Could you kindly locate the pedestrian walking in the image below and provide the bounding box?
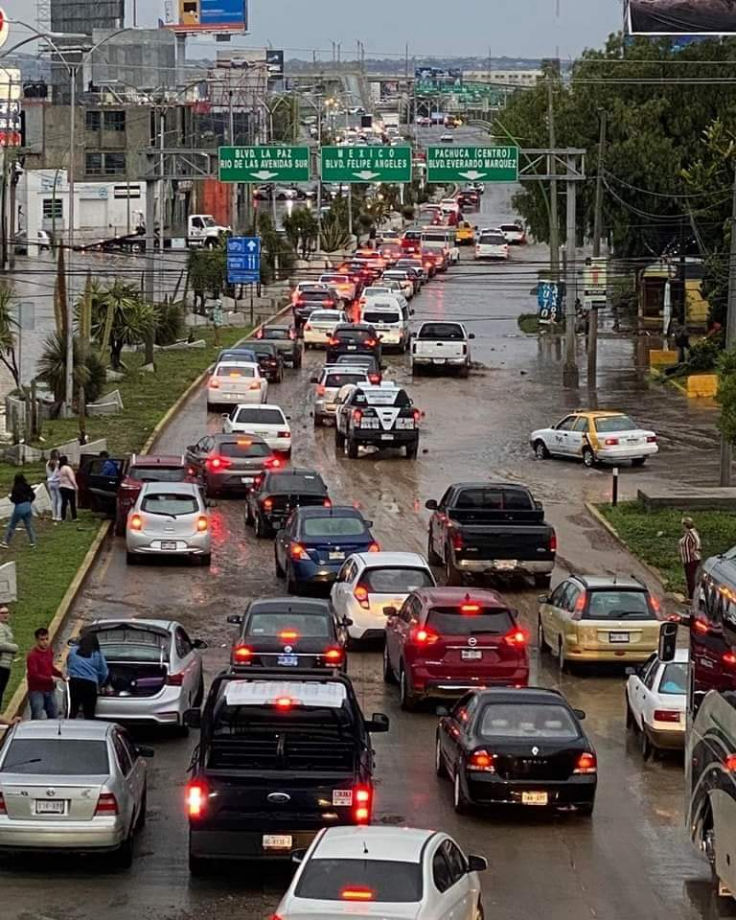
[1,473,36,548]
[67,631,108,720]
[58,455,78,522]
[46,449,62,522]
[674,323,691,364]
[0,605,18,710]
[679,516,702,601]
[27,628,64,720]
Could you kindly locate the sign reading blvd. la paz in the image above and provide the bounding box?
[320,145,412,183]
[426,146,519,183]
[218,146,310,183]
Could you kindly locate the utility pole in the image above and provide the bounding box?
[563,154,579,388]
[589,108,606,388]
[64,62,78,417]
[547,73,559,280]
[719,165,736,485]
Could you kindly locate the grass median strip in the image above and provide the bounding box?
[598,501,736,594]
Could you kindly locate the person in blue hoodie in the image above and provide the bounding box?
[68,631,108,719]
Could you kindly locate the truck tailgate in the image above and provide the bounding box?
[456,523,553,560]
[413,341,465,358]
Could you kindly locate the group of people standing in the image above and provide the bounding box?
[0,451,78,548]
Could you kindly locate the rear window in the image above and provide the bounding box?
[455,489,532,510]
[325,372,367,387]
[422,233,448,243]
[235,408,285,425]
[249,345,277,356]
[219,351,256,362]
[267,473,325,493]
[353,388,411,408]
[248,613,331,638]
[295,859,422,903]
[263,329,289,340]
[93,627,168,661]
[336,329,372,342]
[219,441,271,458]
[427,606,514,635]
[363,310,400,325]
[335,355,375,367]
[418,323,465,340]
[141,493,198,516]
[478,703,579,741]
[363,567,433,593]
[594,415,636,433]
[479,233,505,245]
[659,662,687,695]
[216,365,255,378]
[500,224,521,232]
[301,516,367,538]
[584,590,654,621]
[1,739,110,775]
[404,231,422,240]
[302,291,334,302]
[129,466,186,483]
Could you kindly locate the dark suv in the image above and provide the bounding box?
[246,341,284,383]
[245,468,330,537]
[185,671,389,874]
[254,325,302,368]
[326,324,382,364]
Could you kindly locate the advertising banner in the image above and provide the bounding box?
[0,67,21,148]
[173,0,247,33]
[625,0,736,35]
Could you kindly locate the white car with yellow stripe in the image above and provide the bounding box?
[530,410,658,468]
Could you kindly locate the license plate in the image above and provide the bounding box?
[347,344,357,350]
[495,560,517,571]
[522,792,548,806]
[432,358,446,364]
[263,834,292,850]
[277,654,299,666]
[241,476,254,484]
[160,541,177,551]
[329,551,345,560]
[35,800,65,815]
[332,789,353,806]
[609,632,630,644]
[380,433,393,441]
[461,649,482,660]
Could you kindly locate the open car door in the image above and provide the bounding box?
[77,453,126,515]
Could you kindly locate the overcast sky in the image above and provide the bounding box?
[5,0,623,60]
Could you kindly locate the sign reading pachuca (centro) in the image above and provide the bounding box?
[218,146,310,183]
[426,145,519,183]
[320,145,412,183]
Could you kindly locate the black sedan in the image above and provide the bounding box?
[227,597,348,670]
[326,324,382,365]
[245,468,330,538]
[247,341,285,383]
[435,687,596,816]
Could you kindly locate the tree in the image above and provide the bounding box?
[717,347,736,444]
[188,245,227,313]
[37,332,106,407]
[0,285,19,388]
[86,281,157,370]
[282,207,319,258]
[257,213,296,283]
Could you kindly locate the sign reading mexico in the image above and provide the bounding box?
[625,0,736,34]
[172,0,248,32]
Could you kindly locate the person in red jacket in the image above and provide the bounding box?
[27,628,64,720]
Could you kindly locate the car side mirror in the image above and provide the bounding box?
[625,666,638,676]
[383,606,397,617]
[183,709,201,729]
[342,617,354,627]
[425,499,438,510]
[221,413,229,419]
[192,639,208,650]
[658,621,678,662]
[227,614,243,625]
[366,713,389,733]
[436,705,449,717]
[673,611,691,627]
[292,849,307,865]
[573,709,586,720]
[135,745,155,758]
[538,594,550,604]
[186,445,195,452]
[364,520,374,528]
[410,309,415,315]
[469,333,476,339]
[467,854,488,873]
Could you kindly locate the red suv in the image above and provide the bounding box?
[383,588,529,711]
[115,454,198,534]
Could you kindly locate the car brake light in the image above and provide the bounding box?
[354,584,370,609]
[249,382,262,390]
[503,628,528,647]
[364,339,376,347]
[95,792,119,815]
[186,780,208,818]
[460,603,481,614]
[208,377,220,388]
[341,888,374,901]
[262,498,274,511]
[604,437,619,446]
[166,672,184,686]
[328,337,339,346]
[353,784,372,823]
[129,513,143,531]
[648,595,662,617]
[368,373,380,384]
[323,498,332,508]
[571,590,587,621]
[255,328,264,339]
[574,752,597,774]
[265,458,281,469]
[274,696,295,710]
[653,709,680,723]
[549,530,557,553]
[451,529,463,551]
[410,626,439,646]
[325,299,335,307]
[0,793,5,815]
[724,652,736,667]
[725,754,736,771]
[304,324,312,332]
[316,384,326,396]
[324,647,344,664]
[413,408,421,424]
[276,430,291,439]
[279,630,299,640]
[290,542,309,560]
[352,408,363,424]
[368,542,380,552]
[206,455,232,471]
[647,435,657,443]
[196,516,208,532]
[467,749,496,773]
[233,644,253,662]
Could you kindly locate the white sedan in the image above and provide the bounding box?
[207,361,267,408]
[625,647,687,758]
[274,825,487,920]
[222,403,292,455]
[530,411,658,467]
[331,552,435,642]
[303,309,349,347]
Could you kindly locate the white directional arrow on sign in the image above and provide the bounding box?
[246,240,257,251]
[251,170,279,180]
[353,170,380,181]
[458,170,486,181]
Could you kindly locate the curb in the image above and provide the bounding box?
[584,501,668,589]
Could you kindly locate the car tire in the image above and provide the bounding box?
[188,850,207,877]
[632,457,647,467]
[399,665,418,711]
[114,516,125,537]
[474,901,485,920]
[558,639,568,673]
[640,727,653,760]
[405,442,418,459]
[115,824,135,869]
[582,447,597,468]
[287,571,300,595]
[577,802,595,818]
[245,502,254,527]
[126,552,137,566]
[135,789,147,830]
[458,363,470,379]
[383,643,396,684]
[199,553,211,567]
[314,414,323,428]
[427,533,442,566]
[347,438,359,459]
[194,676,205,707]
[335,429,346,449]
[533,439,550,460]
[435,733,448,778]
[453,770,470,815]
[534,573,552,589]
[538,616,549,653]
[445,552,461,586]
[255,514,269,539]
[626,696,635,730]
[275,546,285,578]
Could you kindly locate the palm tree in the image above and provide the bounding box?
[0,285,19,388]
[88,281,156,369]
[37,332,106,406]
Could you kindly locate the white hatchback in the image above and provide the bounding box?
[303,309,349,347]
[126,482,211,566]
[331,552,435,641]
[207,361,267,408]
[475,228,509,261]
[222,403,292,455]
[274,825,487,920]
[626,647,688,757]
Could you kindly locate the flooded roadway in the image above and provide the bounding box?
[2,180,726,920]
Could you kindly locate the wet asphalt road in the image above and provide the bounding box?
[2,175,729,920]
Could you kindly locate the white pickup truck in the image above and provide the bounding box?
[420,227,460,265]
[188,214,230,248]
[410,320,474,378]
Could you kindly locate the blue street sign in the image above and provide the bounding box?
[227,236,260,284]
[537,281,561,324]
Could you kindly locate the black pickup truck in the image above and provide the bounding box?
[245,468,330,537]
[184,670,388,875]
[425,481,556,588]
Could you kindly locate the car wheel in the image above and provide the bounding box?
[474,901,485,920]
[435,733,448,778]
[632,457,647,467]
[245,502,254,527]
[125,552,137,566]
[194,675,205,707]
[558,639,568,673]
[626,695,635,730]
[577,802,595,817]
[445,552,461,586]
[453,770,470,815]
[199,553,211,567]
[405,442,418,459]
[640,727,653,760]
[534,573,552,589]
[188,850,207,876]
[582,447,596,468]
[335,429,346,449]
[115,823,135,869]
[314,414,323,428]
[254,514,268,539]
[287,570,300,595]
[347,438,359,459]
[533,439,550,460]
[458,363,470,379]
[427,533,442,566]
[399,665,418,711]
[383,642,396,684]
[114,516,125,537]
[275,545,285,578]
[135,789,147,830]
[538,616,549,653]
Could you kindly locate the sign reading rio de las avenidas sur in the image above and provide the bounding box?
[218,146,310,183]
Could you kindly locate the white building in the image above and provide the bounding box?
[463,69,543,87]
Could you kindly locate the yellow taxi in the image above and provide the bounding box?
[530,409,658,468]
[538,575,663,668]
[455,221,475,245]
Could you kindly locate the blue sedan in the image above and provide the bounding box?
[274,506,379,595]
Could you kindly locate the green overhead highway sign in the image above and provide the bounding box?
[218,146,310,183]
[426,145,519,183]
[320,145,412,183]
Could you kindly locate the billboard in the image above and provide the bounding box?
[0,67,21,148]
[625,0,736,35]
[171,0,247,33]
[266,50,284,78]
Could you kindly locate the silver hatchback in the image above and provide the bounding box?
[125,482,211,566]
[0,720,151,867]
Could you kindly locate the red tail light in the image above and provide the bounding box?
[352,409,363,424]
[233,644,253,662]
[460,603,481,614]
[324,647,344,664]
[164,669,185,686]
[549,530,557,553]
[368,373,381,384]
[290,542,309,560]
[364,339,376,347]
[279,630,299,641]
[693,617,709,634]
[604,437,619,446]
[304,324,312,332]
[208,376,220,388]
[412,409,421,424]
[324,299,335,307]
[573,752,597,774]
[186,780,208,818]
[129,513,143,531]
[354,584,370,609]
[648,595,662,617]
[328,337,339,346]
[264,458,281,469]
[646,435,657,443]
[289,329,296,340]
[367,542,380,552]
[467,749,496,772]
[196,516,208,532]
[451,529,463,551]
[410,626,439,646]
[262,498,274,511]
[653,709,681,723]
[206,455,232,471]
[275,696,295,710]
[95,792,119,815]
[0,793,5,815]
[255,328,264,339]
[724,754,736,771]
[503,627,528,648]
[724,652,736,667]
[571,590,587,621]
[323,498,332,508]
[353,784,372,823]
[316,384,326,396]
[276,430,290,439]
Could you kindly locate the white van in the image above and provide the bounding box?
[359,300,410,351]
[420,228,459,264]
[475,228,510,261]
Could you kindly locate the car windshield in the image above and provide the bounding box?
[235,408,284,425]
[584,590,654,620]
[141,493,198,516]
[325,372,367,388]
[478,703,580,740]
[216,365,255,378]
[219,440,272,458]
[363,567,434,593]
[418,323,464,340]
[295,858,423,902]
[1,739,110,775]
[263,329,290,340]
[479,233,505,245]
[427,607,514,635]
[301,516,367,538]
[267,473,325,493]
[248,613,331,638]
[659,662,687,695]
[594,415,637,433]
[363,311,400,325]
[129,466,186,483]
